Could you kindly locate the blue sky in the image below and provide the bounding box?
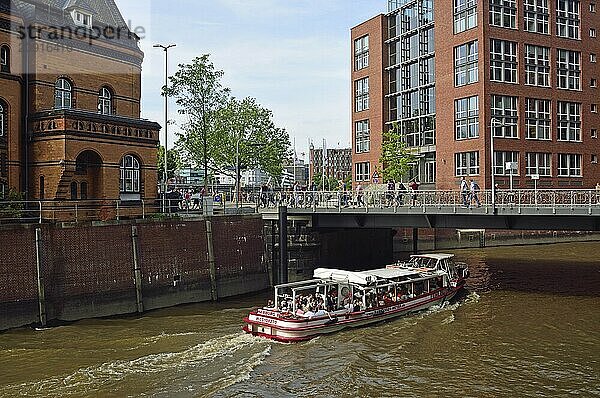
[114,0,384,159]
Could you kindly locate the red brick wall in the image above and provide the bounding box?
[351,14,386,187]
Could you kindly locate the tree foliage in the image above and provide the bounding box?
[379,122,417,182]
[164,54,290,187]
[157,146,182,180]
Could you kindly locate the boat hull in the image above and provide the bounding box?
[243,283,464,343]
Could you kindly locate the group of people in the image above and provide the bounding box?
[460,177,482,208]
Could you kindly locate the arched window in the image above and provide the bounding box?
[0,101,6,137]
[70,181,78,200]
[55,78,72,109]
[120,155,140,193]
[80,182,88,200]
[0,46,9,73]
[98,87,112,115]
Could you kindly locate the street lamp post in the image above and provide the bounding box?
[154,43,176,213]
[490,117,501,213]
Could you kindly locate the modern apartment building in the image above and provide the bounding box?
[352,0,600,190]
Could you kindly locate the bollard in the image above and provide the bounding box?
[35,228,47,326]
[205,218,218,301]
[131,226,144,313]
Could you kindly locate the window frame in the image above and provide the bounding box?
[558,153,582,177]
[55,78,73,109]
[355,120,370,154]
[454,0,478,33]
[493,151,519,176]
[556,0,580,39]
[355,77,369,112]
[120,154,141,193]
[0,45,9,73]
[557,49,581,90]
[490,39,518,84]
[454,40,479,87]
[455,151,480,176]
[0,101,6,138]
[524,0,549,34]
[524,44,550,87]
[355,162,371,182]
[526,152,552,176]
[455,95,479,140]
[354,35,369,71]
[557,101,581,142]
[490,0,517,29]
[525,98,551,140]
[491,95,519,138]
[98,87,112,115]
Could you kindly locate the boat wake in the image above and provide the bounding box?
[5,332,271,398]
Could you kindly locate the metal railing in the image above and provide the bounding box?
[255,189,600,213]
[1,189,599,224]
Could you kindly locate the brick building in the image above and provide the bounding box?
[351,0,600,190]
[0,0,160,201]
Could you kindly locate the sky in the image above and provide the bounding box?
[114,0,385,161]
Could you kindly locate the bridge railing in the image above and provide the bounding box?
[256,189,600,212]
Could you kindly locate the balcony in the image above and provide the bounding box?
[31,109,160,143]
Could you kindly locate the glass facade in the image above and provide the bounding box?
[387,0,436,183]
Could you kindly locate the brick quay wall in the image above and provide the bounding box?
[0,215,269,331]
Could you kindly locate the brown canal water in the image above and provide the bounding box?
[1,242,599,398]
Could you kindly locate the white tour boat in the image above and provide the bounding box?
[243,253,469,342]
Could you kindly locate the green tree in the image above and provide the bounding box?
[312,173,340,191]
[157,146,182,180]
[165,55,230,191]
[212,97,290,180]
[379,122,417,182]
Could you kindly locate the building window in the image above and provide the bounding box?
[455,151,480,176]
[73,10,92,27]
[80,182,88,200]
[493,151,519,175]
[593,104,598,113]
[525,45,550,87]
[70,182,78,200]
[526,153,552,176]
[557,101,581,141]
[355,77,369,112]
[592,78,598,88]
[557,49,581,90]
[490,39,518,83]
[454,0,477,33]
[592,154,598,164]
[558,153,582,177]
[454,40,478,86]
[524,0,549,34]
[490,0,517,29]
[355,120,370,153]
[557,0,580,39]
[120,155,140,193]
[591,2,597,12]
[0,101,6,137]
[525,98,551,140]
[0,180,6,199]
[354,35,369,71]
[0,46,9,73]
[455,96,479,140]
[491,95,519,138]
[355,162,370,182]
[55,78,73,109]
[424,160,436,184]
[592,53,597,63]
[39,176,45,200]
[592,129,598,138]
[591,28,598,37]
[98,87,112,115]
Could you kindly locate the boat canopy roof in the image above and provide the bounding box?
[410,253,454,261]
[313,267,423,286]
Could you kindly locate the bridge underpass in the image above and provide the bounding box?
[262,204,600,285]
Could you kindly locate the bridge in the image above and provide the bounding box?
[261,189,600,231]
